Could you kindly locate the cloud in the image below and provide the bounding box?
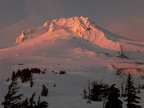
[106,15,144,41]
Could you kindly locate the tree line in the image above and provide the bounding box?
[2,69,48,108]
[83,74,142,108]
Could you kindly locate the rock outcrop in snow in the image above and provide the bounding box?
[16,31,25,43]
[16,16,144,53]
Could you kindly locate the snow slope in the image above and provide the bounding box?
[0,16,144,108]
[15,16,144,59]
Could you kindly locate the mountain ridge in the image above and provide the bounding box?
[15,16,144,58]
[16,16,129,43]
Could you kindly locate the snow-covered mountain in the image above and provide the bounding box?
[1,16,144,108]
[15,16,144,59]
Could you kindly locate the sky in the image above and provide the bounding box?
[0,0,144,47]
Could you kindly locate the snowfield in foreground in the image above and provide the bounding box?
[0,16,144,108]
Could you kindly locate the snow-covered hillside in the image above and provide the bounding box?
[0,16,144,108]
[15,16,144,59]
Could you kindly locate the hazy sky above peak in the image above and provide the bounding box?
[0,0,144,46]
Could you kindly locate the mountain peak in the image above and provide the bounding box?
[15,16,144,53]
[16,31,25,43]
[45,16,94,32]
[16,16,95,43]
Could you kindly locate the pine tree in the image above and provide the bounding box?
[82,88,87,99]
[125,74,141,108]
[37,96,48,108]
[105,84,123,108]
[137,83,141,94]
[12,71,16,80]
[30,80,33,87]
[29,93,36,107]
[21,94,48,108]
[89,81,109,101]
[2,79,23,108]
[21,98,29,108]
[41,85,48,96]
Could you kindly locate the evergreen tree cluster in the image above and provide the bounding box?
[83,74,142,108]
[2,79,23,108]
[41,85,49,96]
[105,84,122,108]
[124,74,141,108]
[12,68,45,82]
[88,81,109,101]
[21,93,48,108]
[59,70,66,74]
[2,71,48,108]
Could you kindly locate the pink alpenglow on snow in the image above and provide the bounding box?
[0,16,144,108]
[16,16,144,53]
